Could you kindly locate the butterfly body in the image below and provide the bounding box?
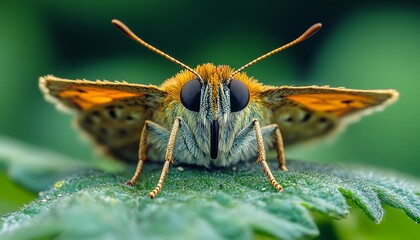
[40,20,399,198]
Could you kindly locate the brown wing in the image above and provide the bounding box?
[260,86,399,145]
[39,75,167,162]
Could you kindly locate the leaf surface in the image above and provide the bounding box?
[1,157,419,240]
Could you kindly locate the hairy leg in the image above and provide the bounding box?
[253,119,283,192]
[148,117,181,198]
[126,120,152,186]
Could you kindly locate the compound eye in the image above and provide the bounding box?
[229,79,249,112]
[180,78,202,112]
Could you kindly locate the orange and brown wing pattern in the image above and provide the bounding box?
[39,75,167,162]
[260,86,398,145]
[39,75,166,112]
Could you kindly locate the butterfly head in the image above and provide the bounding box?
[178,64,255,122]
[161,64,268,122]
[161,64,264,159]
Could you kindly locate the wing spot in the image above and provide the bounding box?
[125,113,141,124]
[301,112,311,122]
[342,100,353,104]
[104,105,123,119]
[99,127,108,135]
[108,109,117,119]
[76,89,87,93]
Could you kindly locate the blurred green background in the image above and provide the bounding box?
[1,0,419,238]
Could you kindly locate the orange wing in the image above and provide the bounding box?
[260,86,399,145]
[39,75,167,162]
[40,75,166,111]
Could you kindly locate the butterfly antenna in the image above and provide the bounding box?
[112,19,203,82]
[228,23,322,82]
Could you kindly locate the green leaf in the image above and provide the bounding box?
[333,204,420,240]
[0,137,124,192]
[1,159,419,240]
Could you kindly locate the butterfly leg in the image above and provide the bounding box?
[272,124,288,171]
[148,117,181,198]
[253,119,283,192]
[126,120,152,186]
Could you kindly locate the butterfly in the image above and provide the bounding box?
[40,20,399,198]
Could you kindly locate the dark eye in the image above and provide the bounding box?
[180,78,202,112]
[229,79,249,112]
